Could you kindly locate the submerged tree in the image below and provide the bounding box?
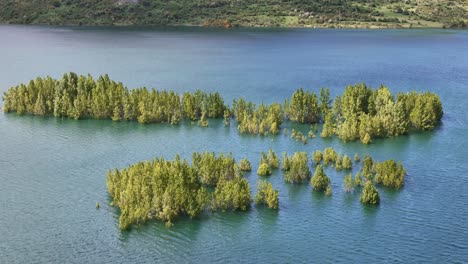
[255,180,279,209]
[239,158,252,171]
[284,152,311,184]
[374,160,406,188]
[360,181,380,205]
[310,165,331,192]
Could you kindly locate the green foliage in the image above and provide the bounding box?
[257,163,272,176]
[239,158,252,171]
[374,160,406,188]
[335,154,343,171]
[212,176,251,211]
[223,109,231,126]
[319,87,331,117]
[3,75,444,144]
[255,180,279,209]
[409,92,444,130]
[312,150,323,165]
[0,0,464,28]
[310,165,331,192]
[354,172,363,187]
[360,181,380,205]
[281,152,291,171]
[344,173,354,192]
[361,155,374,181]
[3,73,226,125]
[284,152,311,184]
[234,99,283,136]
[198,111,209,127]
[354,153,360,162]
[325,184,333,196]
[320,111,335,138]
[323,147,337,166]
[107,155,209,230]
[192,152,238,186]
[286,88,319,123]
[107,152,252,230]
[342,155,353,170]
[267,149,280,169]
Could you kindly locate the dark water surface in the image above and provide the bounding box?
[0,25,467,263]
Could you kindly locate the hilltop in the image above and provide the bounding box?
[0,0,466,28]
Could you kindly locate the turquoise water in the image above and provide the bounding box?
[0,26,467,263]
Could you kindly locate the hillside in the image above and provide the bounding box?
[0,0,466,28]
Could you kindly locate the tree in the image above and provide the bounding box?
[361,155,374,181]
[310,165,331,192]
[198,111,209,127]
[312,150,323,165]
[239,159,252,171]
[319,87,331,118]
[323,147,337,166]
[284,152,311,184]
[342,155,352,170]
[354,172,363,187]
[354,153,360,162]
[360,181,380,205]
[281,152,291,171]
[255,180,279,209]
[344,173,354,192]
[374,160,406,188]
[257,163,272,176]
[267,149,280,169]
[213,176,251,211]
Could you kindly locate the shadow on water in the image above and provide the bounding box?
[255,206,279,233]
[343,189,359,207]
[285,182,310,202]
[361,203,380,219]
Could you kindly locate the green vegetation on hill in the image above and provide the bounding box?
[0,0,466,28]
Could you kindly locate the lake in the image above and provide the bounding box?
[0,25,467,263]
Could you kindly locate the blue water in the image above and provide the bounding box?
[0,25,467,263]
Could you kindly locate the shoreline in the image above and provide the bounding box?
[0,22,464,30]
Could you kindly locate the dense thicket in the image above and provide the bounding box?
[106,152,250,230]
[255,180,279,209]
[324,84,443,143]
[233,98,283,135]
[3,73,226,124]
[374,160,406,189]
[3,75,443,144]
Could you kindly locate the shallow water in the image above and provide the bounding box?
[0,25,467,263]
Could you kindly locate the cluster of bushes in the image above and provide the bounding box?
[282,152,311,184]
[233,98,283,135]
[257,149,279,176]
[2,73,227,125]
[322,84,443,144]
[255,180,279,209]
[107,152,256,230]
[312,147,353,171]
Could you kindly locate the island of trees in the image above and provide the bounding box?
[3,73,443,145]
[106,147,406,229]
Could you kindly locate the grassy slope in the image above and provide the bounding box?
[0,0,466,28]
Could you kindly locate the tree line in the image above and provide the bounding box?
[3,73,443,143]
